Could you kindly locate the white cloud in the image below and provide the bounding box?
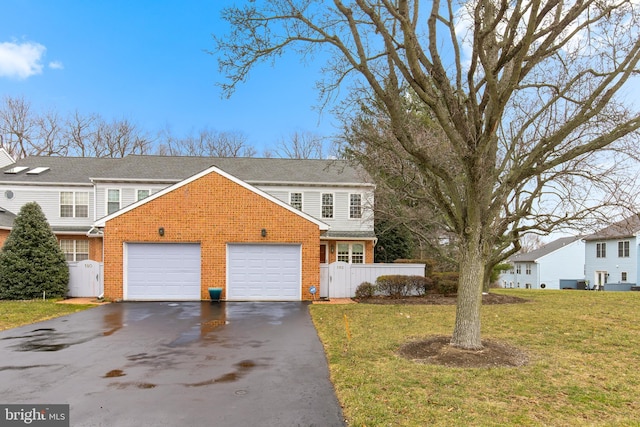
[49,60,64,70]
[0,41,46,79]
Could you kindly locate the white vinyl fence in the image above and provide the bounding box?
[320,261,426,298]
[67,260,103,297]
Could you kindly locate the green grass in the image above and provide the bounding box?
[0,300,95,331]
[310,290,640,426]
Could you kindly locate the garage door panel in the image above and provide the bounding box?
[126,243,201,301]
[227,244,301,301]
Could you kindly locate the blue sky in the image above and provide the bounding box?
[0,0,338,154]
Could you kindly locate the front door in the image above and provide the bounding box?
[595,271,607,290]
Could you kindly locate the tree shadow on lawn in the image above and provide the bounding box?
[358,293,530,368]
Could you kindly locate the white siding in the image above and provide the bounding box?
[94,183,171,218]
[256,184,374,233]
[0,184,95,228]
[585,237,637,287]
[499,239,585,290]
[538,239,585,289]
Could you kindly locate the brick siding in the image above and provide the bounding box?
[102,169,320,301]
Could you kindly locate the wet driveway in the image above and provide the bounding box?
[0,302,345,426]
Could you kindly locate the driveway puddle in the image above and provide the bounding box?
[185,359,259,387]
[2,328,99,352]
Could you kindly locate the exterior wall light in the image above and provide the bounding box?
[159,227,165,236]
[261,228,267,238]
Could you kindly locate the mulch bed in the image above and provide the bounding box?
[355,292,531,368]
[355,292,529,305]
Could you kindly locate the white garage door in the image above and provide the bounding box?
[126,243,201,301]
[227,244,301,301]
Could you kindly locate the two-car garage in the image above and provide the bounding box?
[98,165,325,302]
[125,243,302,301]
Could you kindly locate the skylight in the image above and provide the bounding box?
[26,167,50,175]
[4,166,28,174]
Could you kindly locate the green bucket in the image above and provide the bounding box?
[208,287,223,302]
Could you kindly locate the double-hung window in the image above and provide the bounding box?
[290,192,302,211]
[525,264,532,275]
[337,242,364,264]
[60,239,89,262]
[321,193,333,219]
[349,194,362,219]
[107,189,120,215]
[618,241,629,258]
[60,192,89,218]
[596,242,606,258]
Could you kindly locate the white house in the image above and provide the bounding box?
[499,236,585,290]
[583,214,640,291]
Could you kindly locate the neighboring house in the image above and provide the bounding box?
[0,155,376,301]
[583,214,640,291]
[499,236,585,290]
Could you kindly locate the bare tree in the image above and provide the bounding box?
[65,111,99,157]
[275,131,325,158]
[517,234,545,254]
[216,0,640,349]
[34,109,65,156]
[156,128,255,157]
[0,96,36,158]
[95,118,152,158]
[65,114,152,158]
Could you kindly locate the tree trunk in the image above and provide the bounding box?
[450,239,485,350]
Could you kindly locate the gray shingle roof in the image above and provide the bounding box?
[510,236,582,262]
[0,155,373,186]
[583,214,640,241]
[323,230,377,240]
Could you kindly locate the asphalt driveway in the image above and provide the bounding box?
[0,302,345,426]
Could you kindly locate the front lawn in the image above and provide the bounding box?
[310,289,640,426]
[0,300,95,331]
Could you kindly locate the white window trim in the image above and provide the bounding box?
[618,240,630,258]
[106,188,122,215]
[321,192,335,219]
[60,239,89,262]
[60,191,90,218]
[349,193,363,219]
[596,242,606,258]
[136,188,152,201]
[336,241,365,264]
[289,192,303,211]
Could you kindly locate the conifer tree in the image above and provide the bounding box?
[0,202,69,299]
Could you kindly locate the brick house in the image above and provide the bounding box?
[0,155,376,301]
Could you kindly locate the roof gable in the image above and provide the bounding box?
[510,236,582,262]
[94,165,329,230]
[583,214,640,241]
